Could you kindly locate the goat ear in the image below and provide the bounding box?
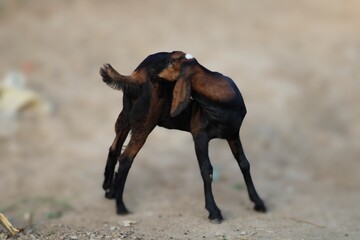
[170,76,191,117]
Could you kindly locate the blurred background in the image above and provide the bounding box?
[0,0,359,239]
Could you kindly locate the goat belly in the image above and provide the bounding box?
[200,102,242,129]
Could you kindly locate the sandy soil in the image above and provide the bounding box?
[1,1,360,239]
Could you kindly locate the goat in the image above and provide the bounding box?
[100,51,266,222]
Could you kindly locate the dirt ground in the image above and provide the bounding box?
[1,1,360,239]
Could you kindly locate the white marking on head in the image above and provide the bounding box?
[185,53,194,59]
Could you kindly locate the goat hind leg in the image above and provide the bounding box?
[103,132,128,199]
[227,136,266,212]
[113,133,148,214]
[103,112,130,198]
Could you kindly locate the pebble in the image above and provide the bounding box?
[122,220,136,227]
[216,232,225,239]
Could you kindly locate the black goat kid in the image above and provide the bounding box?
[100,51,266,222]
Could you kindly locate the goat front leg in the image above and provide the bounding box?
[227,136,266,212]
[113,132,149,214]
[103,111,130,199]
[193,133,223,223]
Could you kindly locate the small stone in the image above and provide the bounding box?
[110,226,117,231]
[70,236,78,240]
[240,231,246,235]
[122,220,136,227]
[216,232,225,238]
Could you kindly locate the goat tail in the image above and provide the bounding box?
[99,64,131,90]
[100,64,143,96]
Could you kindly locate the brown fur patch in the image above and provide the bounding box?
[158,67,179,81]
[160,52,237,103]
[130,69,148,84]
[171,51,185,59]
[158,51,187,81]
[191,71,237,103]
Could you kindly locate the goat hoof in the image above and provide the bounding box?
[102,181,111,191]
[210,218,223,224]
[208,212,223,223]
[254,203,267,213]
[117,205,130,215]
[105,190,115,199]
